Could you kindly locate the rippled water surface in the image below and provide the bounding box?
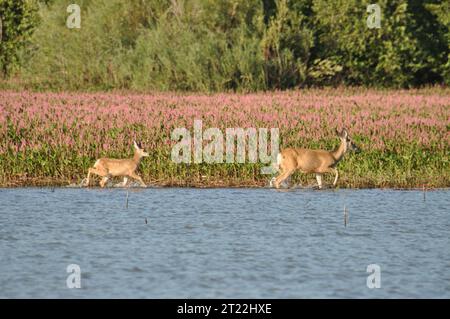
[0,188,449,298]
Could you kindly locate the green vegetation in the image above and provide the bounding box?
[0,0,39,77]
[0,89,448,188]
[0,0,449,91]
[0,1,448,188]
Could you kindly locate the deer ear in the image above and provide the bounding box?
[133,141,138,149]
[336,128,345,138]
[342,129,348,139]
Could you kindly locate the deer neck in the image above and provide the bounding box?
[133,152,142,165]
[331,139,347,164]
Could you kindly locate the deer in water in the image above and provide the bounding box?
[272,128,360,189]
[83,141,149,187]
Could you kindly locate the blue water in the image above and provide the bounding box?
[0,188,449,298]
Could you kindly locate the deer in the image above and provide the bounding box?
[272,128,360,189]
[83,141,149,187]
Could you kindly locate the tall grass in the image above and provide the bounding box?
[11,0,448,92]
[21,0,267,92]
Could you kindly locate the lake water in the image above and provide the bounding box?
[0,187,449,298]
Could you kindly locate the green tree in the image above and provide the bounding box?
[9,0,450,90]
[424,1,450,84]
[310,0,448,87]
[23,0,161,90]
[0,0,39,77]
[25,0,267,91]
[261,0,313,89]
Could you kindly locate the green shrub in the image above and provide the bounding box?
[5,0,449,90]
[0,0,39,78]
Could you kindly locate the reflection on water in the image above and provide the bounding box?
[0,188,449,298]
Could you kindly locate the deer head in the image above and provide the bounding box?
[133,141,149,157]
[336,128,360,153]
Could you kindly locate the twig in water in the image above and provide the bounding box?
[125,191,129,209]
[423,184,426,202]
[344,205,348,227]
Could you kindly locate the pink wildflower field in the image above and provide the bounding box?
[0,88,448,187]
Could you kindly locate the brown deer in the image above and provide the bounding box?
[83,141,149,187]
[272,128,360,189]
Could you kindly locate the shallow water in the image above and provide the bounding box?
[0,187,449,298]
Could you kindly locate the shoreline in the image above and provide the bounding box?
[2,186,449,191]
[1,178,448,190]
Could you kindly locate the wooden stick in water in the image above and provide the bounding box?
[344,205,348,227]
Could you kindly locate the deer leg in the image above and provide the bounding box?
[85,167,106,186]
[129,172,146,187]
[274,169,294,189]
[84,168,96,186]
[99,176,110,188]
[84,169,92,186]
[273,170,285,189]
[322,167,338,187]
[120,177,128,187]
[332,168,339,186]
[284,175,292,188]
[316,174,323,189]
